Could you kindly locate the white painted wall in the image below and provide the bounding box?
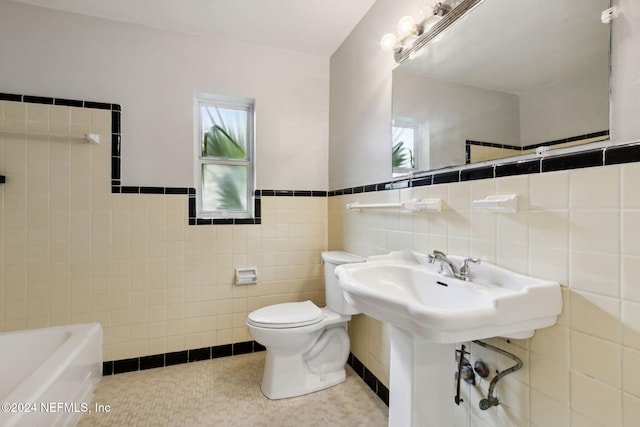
[519,67,609,146]
[0,0,329,190]
[330,0,640,190]
[329,0,414,190]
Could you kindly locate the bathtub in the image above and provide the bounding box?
[0,323,102,427]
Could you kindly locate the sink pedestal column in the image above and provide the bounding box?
[389,326,455,427]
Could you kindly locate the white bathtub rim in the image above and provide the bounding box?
[2,323,102,402]
[0,323,103,427]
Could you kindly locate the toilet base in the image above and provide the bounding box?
[258,324,351,400]
[261,354,347,400]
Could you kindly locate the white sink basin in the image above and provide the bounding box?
[336,251,562,343]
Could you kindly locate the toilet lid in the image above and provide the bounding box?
[247,301,323,329]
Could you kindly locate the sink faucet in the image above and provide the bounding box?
[428,250,480,281]
[428,250,459,278]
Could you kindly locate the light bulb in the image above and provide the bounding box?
[397,16,417,38]
[380,33,399,52]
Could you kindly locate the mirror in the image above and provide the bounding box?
[392,0,610,175]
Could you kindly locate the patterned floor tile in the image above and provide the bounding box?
[78,352,388,426]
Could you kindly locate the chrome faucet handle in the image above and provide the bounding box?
[459,257,481,280]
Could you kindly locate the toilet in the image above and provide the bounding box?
[246,251,364,399]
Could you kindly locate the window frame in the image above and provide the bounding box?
[194,93,255,219]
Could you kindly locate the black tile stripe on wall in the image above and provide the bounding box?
[605,142,640,165]
[329,141,640,196]
[347,353,389,407]
[103,341,266,375]
[521,130,609,151]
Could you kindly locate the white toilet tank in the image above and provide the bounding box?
[321,251,365,315]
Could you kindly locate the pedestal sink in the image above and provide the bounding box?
[335,251,562,427]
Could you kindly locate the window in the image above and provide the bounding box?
[195,94,255,218]
[392,120,419,176]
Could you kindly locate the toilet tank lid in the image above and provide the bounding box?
[321,251,365,265]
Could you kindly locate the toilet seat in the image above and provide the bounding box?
[247,301,323,329]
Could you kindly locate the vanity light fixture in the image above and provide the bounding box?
[380,1,451,54]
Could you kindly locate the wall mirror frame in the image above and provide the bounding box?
[391,0,612,177]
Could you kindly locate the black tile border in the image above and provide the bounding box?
[522,130,609,151]
[0,93,22,102]
[495,159,541,177]
[0,92,120,110]
[460,166,494,182]
[23,95,54,105]
[411,176,432,187]
[541,149,604,172]
[433,170,460,185]
[347,353,389,406]
[329,141,640,196]
[466,140,521,150]
[605,142,640,165]
[102,340,266,376]
[253,190,327,197]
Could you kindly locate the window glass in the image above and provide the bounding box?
[196,95,254,218]
[392,121,419,175]
[201,164,248,211]
[201,105,248,159]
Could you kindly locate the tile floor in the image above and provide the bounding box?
[78,352,389,426]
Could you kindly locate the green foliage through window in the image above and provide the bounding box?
[392,140,414,168]
[392,124,416,171]
[202,106,247,159]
